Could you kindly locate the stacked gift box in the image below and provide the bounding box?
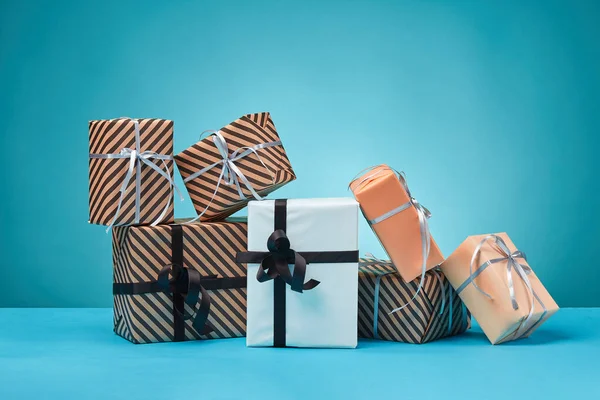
[89,113,558,347]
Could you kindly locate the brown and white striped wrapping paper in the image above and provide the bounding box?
[174,112,296,222]
[88,118,175,227]
[112,219,247,344]
[358,258,471,344]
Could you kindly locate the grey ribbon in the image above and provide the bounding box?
[431,268,451,334]
[89,117,182,232]
[520,291,548,338]
[455,234,545,340]
[373,275,383,339]
[431,268,470,335]
[184,130,282,223]
[363,254,395,339]
[350,166,432,314]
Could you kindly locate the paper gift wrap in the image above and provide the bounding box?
[175,112,296,222]
[238,198,359,348]
[358,258,470,343]
[89,117,176,227]
[440,233,559,344]
[112,219,247,344]
[350,165,444,282]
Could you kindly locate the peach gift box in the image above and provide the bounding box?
[349,165,444,282]
[440,233,559,344]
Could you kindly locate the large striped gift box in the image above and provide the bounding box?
[175,112,296,222]
[358,258,470,344]
[112,219,247,344]
[88,118,175,227]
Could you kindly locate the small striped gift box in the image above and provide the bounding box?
[88,118,175,228]
[174,112,296,222]
[112,218,248,344]
[358,257,470,344]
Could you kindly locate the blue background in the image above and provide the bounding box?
[1,0,598,307]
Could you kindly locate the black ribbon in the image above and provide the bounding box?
[113,224,246,342]
[163,262,213,339]
[235,199,359,347]
[255,229,320,293]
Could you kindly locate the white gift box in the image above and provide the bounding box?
[241,198,359,348]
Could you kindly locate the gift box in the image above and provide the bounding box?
[350,165,444,282]
[236,198,359,348]
[358,257,470,343]
[440,233,559,344]
[175,112,296,222]
[112,219,248,344]
[89,117,176,228]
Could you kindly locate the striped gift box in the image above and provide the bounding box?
[174,112,296,222]
[358,258,470,344]
[112,219,247,344]
[88,118,175,227]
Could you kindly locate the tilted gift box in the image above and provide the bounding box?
[237,198,359,348]
[89,117,176,228]
[350,165,444,282]
[358,257,470,343]
[440,233,559,344]
[112,219,247,344]
[175,112,296,222]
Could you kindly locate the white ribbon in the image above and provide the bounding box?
[184,130,281,223]
[89,118,183,232]
[350,166,432,314]
[456,234,539,340]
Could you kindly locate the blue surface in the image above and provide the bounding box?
[2,0,600,308]
[0,308,598,399]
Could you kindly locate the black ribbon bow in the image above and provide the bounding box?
[257,229,320,293]
[156,263,213,336]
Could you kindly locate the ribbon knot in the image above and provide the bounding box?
[157,263,212,336]
[267,229,294,259]
[410,197,431,219]
[473,235,532,312]
[256,230,320,293]
[120,148,136,158]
